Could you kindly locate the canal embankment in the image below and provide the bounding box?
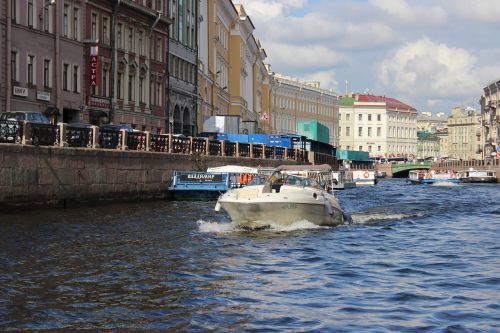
[0,144,298,208]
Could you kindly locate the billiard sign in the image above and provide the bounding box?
[89,46,99,87]
[179,173,223,182]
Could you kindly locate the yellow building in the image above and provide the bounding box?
[198,1,269,133]
[269,73,339,145]
[447,107,483,160]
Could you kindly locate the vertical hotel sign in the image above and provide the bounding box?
[90,46,99,87]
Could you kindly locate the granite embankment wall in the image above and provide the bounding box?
[0,144,296,207]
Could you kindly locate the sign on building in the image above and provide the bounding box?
[90,46,99,87]
[13,86,28,97]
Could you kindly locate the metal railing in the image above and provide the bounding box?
[0,120,311,163]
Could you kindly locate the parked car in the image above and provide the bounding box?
[0,111,50,124]
[100,123,135,132]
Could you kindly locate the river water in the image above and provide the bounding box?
[0,179,499,332]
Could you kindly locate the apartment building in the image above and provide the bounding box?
[85,0,170,132]
[168,0,198,135]
[338,94,418,158]
[480,79,500,159]
[447,107,482,160]
[416,131,439,159]
[270,74,339,145]
[198,0,269,133]
[2,0,85,124]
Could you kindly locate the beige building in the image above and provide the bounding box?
[435,128,449,158]
[339,94,418,158]
[417,112,447,132]
[480,79,500,159]
[198,1,269,133]
[269,74,339,144]
[447,107,482,160]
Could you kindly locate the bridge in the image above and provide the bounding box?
[376,162,432,177]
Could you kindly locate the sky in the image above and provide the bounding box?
[236,0,500,114]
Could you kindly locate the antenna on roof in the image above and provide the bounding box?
[344,80,349,96]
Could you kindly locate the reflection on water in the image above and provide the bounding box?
[0,180,499,332]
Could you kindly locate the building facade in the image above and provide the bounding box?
[85,0,170,132]
[168,0,198,135]
[270,74,339,145]
[3,0,86,124]
[480,79,500,159]
[416,131,440,159]
[447,107,482,160]
[338,94,418,158]
[417,112,447,132]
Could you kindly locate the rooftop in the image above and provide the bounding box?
[355,94,416,111]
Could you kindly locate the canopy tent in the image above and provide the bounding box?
[207,165,259,174]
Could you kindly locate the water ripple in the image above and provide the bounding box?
[0,179,499,332]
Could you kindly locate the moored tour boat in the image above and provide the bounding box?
[457,169,497,183]
[352,170,377,186]
[215,171,351,229]
[167,165,259,200]
[407,170,461,184]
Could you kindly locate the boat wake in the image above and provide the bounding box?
[350,212,422,225]
[197,219,327,233]
[431,182,461,186]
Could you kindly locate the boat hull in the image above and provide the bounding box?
[460,177,497,183]
[217,188,349,227]
[408,178,461,184]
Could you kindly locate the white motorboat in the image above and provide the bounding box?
[215,172,351,228]
[456,169,497,183]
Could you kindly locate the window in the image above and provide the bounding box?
[138,31,143,55]
[73,65,79,92]
[377,146,381,152]
[117,24,123,49]
[117,73,123,99]
[102,69,108,97]
[346,113,350,121]
[103,17,109,44]
[368,145,372,152]
[63,5,69,36]
[358,114,362,121]
[358,145,363,151]
[346,127,350,136]
[91,13,98,40]
[128,75,134,101]
[44,60,51,88]
[28,0,34,27]
[43,2,50,32]
[27,55,35,85]
[62,63,69,90]
[358,127,362,137]
[156,37,162,60]
[149,80,153,105]
[139,78,144,103]
[346,146,350,150]
[128,27,134,51]
[11,51,17,81]
[338,113,341,120]
[368,127,372,137]
[377,127,381,136]
[377,114,381,121]
[156,82,161,105]
[368,114,372,121]
[11,0,17,23]
[338,126,341,136]
[73,8,79,40]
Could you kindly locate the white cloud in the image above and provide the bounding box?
[266,42,347,71]
[237,0,308,21]
[444,0,500,23]
[377,38,500,102]
[300,70,339,91]
[369,0,447,25]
